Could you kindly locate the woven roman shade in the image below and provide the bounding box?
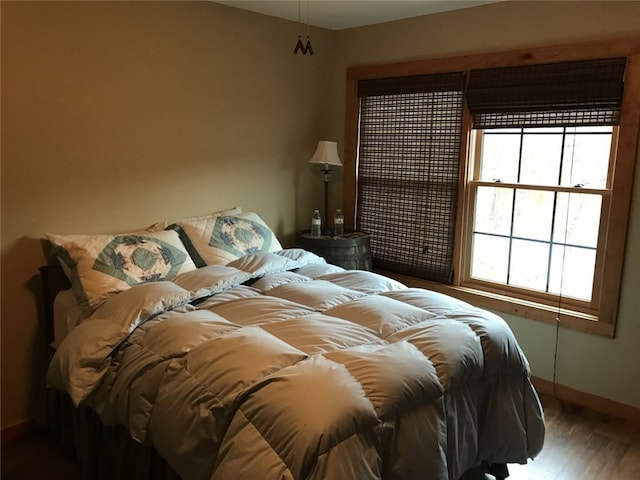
[466,57,627,128]
[357,73,465,283]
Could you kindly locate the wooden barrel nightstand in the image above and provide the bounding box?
[296,231,372,271]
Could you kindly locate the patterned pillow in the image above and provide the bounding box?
[170,211,283,267]
[147,206,243,232]
[46,230,197,312]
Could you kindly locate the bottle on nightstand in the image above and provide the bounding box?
[311,209,322,236]
[334,209,344,236]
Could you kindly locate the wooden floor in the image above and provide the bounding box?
[1,394,639,479]
[507,395,640,480]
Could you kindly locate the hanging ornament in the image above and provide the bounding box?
[294,1,313,55]
[293,35,305,54]
[305,35,314,56]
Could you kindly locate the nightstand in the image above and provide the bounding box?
[296,231,372,271]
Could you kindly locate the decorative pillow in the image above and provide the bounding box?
[147,206,243,232]
[170,211,283,267]
[46,230,197,312]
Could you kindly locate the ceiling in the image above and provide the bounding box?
[214,0,499,31]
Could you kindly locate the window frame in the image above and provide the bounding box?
[461,127,616,315]
[344,39,640,337]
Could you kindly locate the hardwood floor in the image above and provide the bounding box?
[508,395,640,480]
[1,427,74,479]
[1,394,638,479]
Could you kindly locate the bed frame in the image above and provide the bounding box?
[39,265,70,344]
[40,265,180,480]
[39,265,509,480]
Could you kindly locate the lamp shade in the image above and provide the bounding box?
[308,141,342,166]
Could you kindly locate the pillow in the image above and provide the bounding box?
[46,229,197,312]
[170,211,283,267]
[147,206,242,232]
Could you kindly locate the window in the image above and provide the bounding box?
[464,126,615,313]
[344,41,640,336]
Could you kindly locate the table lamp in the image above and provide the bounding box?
[308,141,342,235]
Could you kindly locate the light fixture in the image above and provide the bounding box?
[308,140,342,234]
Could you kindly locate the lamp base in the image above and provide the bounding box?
[321,226,334,236]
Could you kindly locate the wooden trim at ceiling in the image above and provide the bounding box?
[345,37,640,80]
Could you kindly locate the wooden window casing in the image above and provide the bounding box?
[344,39,640,337]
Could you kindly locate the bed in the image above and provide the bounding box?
[42,208,545,480]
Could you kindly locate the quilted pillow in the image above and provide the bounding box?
[147,206,242,232]
[170,211,283,267]
[46,230,197,312]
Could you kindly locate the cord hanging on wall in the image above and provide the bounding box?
[552,127,579,401]
[293,0,313,55]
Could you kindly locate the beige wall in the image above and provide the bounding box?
[2,0,639,429]
[0,0,337,428]
[333,0,640,409]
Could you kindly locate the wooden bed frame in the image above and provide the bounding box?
[39,264,181,480]
[39,265,70,344]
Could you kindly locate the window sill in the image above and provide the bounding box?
[377,270,615,338]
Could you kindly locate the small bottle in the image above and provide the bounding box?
[311,209,321,236]
[334,209,344,236]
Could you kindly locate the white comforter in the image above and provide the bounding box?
[48,249,545,480]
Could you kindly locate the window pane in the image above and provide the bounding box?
[513,189,553,241]
[470,233,509,283]
[489,128,521,133]
[479,133,520,182]
[573,126,613,133]
[509,239,549,291]
[560,131,612,188]
[520,133,563,185]
[549,245,595,300]
[474,186,513,235]
[523,127,564,133]
[553,193,602,248]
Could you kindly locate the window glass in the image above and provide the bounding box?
[523,127,564,133]
[560,131,611,188]
[479,133,520,182]
[474,186,513,236]
[512,189,554,241]
[470,234,509,283]
[549,245,596,300]
[509,239,549,291]
[573,126,613,133]
[520,133,563,185]
[553,193,602,248]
